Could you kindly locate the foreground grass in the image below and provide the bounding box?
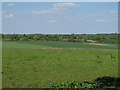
[2,47,118,88]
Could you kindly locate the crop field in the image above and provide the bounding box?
[2,41,118,88]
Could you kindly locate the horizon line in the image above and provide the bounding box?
[1,32,119,35]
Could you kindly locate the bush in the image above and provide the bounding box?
[49,76,120,88]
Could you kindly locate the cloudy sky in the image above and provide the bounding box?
[2,2,118,34]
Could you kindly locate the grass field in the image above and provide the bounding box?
[2,41,118,49]
[2,41,118,88]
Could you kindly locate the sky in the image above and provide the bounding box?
[2,2,118,34]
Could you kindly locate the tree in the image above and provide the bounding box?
[84,39,87,43]
[71,34,77,39]
[33,35,39,41]
[7,34,14,41]
[20,36,28,41]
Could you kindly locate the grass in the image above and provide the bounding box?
[2,41,118,50]
[2,41,48,49]
[2,41,118,88]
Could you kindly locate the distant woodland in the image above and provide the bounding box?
[1,33,119,44]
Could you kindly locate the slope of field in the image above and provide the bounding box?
[2,41,118,50]
[2,41,48,49]
[2,41,118,88]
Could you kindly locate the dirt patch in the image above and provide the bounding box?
[47,47,64,49]
[88,43,112,46]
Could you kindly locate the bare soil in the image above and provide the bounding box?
[88,43,112,46]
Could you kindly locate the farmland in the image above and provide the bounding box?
[2,1,119,88]
[2,41,118,88]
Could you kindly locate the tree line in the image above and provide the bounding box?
[0,33,119,44]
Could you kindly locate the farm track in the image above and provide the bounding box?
[87,43,113,46]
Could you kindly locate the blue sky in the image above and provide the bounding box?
[2,2,118,34]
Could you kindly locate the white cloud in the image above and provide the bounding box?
[96,19,105,22]
[32,7,64,15]
[110,10,118,14]
[53,3,79,7]
[48,20,56,23]
[106,10,118,14]
[32,3,79,15]
[5,14,14,18]
[109,10,117,14]
[8,3,16,6]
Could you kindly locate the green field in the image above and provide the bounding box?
[2,41,118,88]
[2,41,118,49]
